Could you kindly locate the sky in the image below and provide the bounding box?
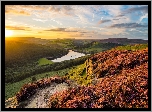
[5,5,148,40]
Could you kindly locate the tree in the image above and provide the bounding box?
[31,77,36,82]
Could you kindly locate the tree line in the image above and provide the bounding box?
[5,40,68,68]
[5,55,91,83]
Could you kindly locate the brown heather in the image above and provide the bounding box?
[7,47,148,108]
[47,48,148,108]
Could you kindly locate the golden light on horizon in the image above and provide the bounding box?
[5,29,13,37]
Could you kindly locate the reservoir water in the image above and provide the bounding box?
[51,50,87,62]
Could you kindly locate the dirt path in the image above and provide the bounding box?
[20,82,69,108]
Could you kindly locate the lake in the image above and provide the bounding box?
[51,50,88,62]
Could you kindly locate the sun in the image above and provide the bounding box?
[5,29,13,37]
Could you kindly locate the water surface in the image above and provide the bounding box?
[51,50,86,62]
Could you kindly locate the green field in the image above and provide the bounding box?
[38,58,53,66]
[84,47,103,53]
[73,42,123,54]
[114,43,148,51]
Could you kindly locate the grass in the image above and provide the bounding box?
[85,47,103,53]
[114,44,148,51]
[5,67,71,100]
[66,63,92,86]
[5,63,86,100]
[38,58,53,66]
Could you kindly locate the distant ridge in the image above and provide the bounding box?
[6,37,49,45]
[99,38,148,45]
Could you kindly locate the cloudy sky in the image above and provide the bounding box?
[5,5,148,40]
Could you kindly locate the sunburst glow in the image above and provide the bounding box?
[5,29,13,37]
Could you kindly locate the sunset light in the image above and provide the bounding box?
[4,3,149,109]
[5,29,13,37]
[5,5,148,40]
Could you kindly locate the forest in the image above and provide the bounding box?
[5,38,123,84]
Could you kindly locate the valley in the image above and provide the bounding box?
[4,4,149,109]
[5,37,148,108]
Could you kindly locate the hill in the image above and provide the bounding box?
[5,37,49,45]
[99,38,148,45]
[5,39,68,68]
[48,45,148,108]
[5,44,148,108]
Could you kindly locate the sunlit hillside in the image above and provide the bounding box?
[3,4,149,110]
[5,44,148,108]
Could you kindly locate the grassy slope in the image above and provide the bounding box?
[66,64,89,86]
[77,42,123,54]
[114,43,148,51]
[5,60,90,100]
[5,67,71,100]
[38,58,53,66]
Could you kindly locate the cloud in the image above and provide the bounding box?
[62,5,73,15]
[4,5,148,40]
[129,28,144,33]
[68,31,92,37]
[76,14,90,24]
[48,5,61,12]
[44,28,66,31]
[43,27,91,38]
[138,13,148,23]
[98,19,111,24]
[115,14,125,17]
[44,27,81,33]
[117,6,148,17]
[32,18,48,23]
[106,5,122,16]
[5,10,30,16]
[48,5,73,16]
[32,5,47,10]
[64,30,78,32]
[112,18,120,20]
[99,27,126,36]
[125,6,148,13]
[5,26,31,31]
[5,5,48,17]
[80,31,87,33]
[110,23,147,28]
[6,5,46,11]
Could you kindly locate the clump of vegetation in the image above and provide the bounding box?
[113,43,148,51]
[66,63,93,86]
[16,76,68,102]
[5,96,18,108]
[47,45,148,108]
[31,77,36,82]
[90,46,148,79]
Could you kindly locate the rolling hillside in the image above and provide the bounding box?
[5,44,148,108]
[99,38,148,45]
[5,39,68,68]
[48,44,148,108]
